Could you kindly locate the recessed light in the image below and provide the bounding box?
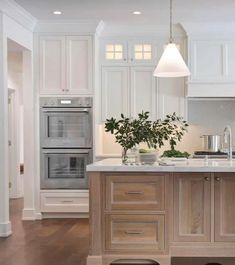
[53,11,62,15]
[133,11,141,15]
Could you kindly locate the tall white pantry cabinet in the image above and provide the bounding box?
[36,34,93,216]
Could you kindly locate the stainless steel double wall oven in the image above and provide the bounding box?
[40,97,93,189]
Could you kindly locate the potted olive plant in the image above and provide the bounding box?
[105,111,189,163]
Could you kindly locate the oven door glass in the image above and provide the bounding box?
[41,108,92,148]
[41,149,92,189]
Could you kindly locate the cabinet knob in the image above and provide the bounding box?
[204,177,210,181]
[123,58,127,61]
[215,177,220,181]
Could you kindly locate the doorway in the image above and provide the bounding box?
[7,39,27,227]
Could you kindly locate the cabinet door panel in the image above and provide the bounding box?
[40,36,65,94]
[190,41,223,81]
[101,67,129,121]
[173,173,211,242]
[215,173,235,242]
[66,36,92,94]
[130,66,156,119]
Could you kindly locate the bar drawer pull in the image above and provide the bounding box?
[125,191,144,195]
[125,230,144,235]
[61,200,74,203]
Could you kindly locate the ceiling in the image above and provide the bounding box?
[15,0,235,25]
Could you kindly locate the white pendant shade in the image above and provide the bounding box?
[154,43,190,77]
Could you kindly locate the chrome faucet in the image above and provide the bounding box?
[223,125,233,161]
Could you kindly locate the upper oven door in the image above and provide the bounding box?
[41,107,92,148]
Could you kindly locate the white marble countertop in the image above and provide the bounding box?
[87,158,235,172]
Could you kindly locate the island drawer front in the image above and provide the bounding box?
[105,174,165,211]
[40,191,89,213]
[105,214,165,252]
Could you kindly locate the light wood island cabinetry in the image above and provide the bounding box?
[87,161,235,265]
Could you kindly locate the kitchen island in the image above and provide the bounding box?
[86,159,235,265]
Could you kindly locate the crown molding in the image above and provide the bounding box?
[35,19,101,34]
[98,22,186,38]
[181,22,235,38]
[0,0,37,32]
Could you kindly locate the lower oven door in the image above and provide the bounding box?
[41,149,92,189]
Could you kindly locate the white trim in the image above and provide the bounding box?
[22,208,36,220]
[182,22,235,38]
[0,221,12,237]
[35,19,100,34]
[0,0,37,32]
[41,213,89,219]
[99,23,186,38]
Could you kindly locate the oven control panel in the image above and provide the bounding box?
[40,97,92,107]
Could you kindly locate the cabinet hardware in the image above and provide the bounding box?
[130,58,133,61]
[61,200,74,203]
[125,191,144,195]
[125,230,144,235]
[123,58,127,61]
[215,177,220,181]
[204,177,210,181]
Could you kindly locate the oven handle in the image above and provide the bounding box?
[42,149,91,154]
[42,108,90,113]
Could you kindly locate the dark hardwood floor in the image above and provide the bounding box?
[0,199,89,265]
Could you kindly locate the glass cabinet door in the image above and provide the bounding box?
[102,41,128,64]
[128,42,156,64]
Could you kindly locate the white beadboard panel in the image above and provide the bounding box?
[101,66,129,121]
[130,66,156,119]
[39,36,66,94]
[66,36,93,94]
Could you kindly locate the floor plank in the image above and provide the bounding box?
[0,199,89,265]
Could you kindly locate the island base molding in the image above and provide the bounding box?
[87,255,171,265]
[171,245,235,257]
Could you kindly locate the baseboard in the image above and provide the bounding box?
[35,212,43,220]
[86,255,103,265]
[0,221,12,237]
[22,208,36,220]
[41,213,89,219]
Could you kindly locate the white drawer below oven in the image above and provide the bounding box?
[40,190,89,213]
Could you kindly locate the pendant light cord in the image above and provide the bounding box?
[169,0,173,43]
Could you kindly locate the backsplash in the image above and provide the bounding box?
[95,99,235,157]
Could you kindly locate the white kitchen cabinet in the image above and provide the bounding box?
[130,66,156,119]
[39,36,66,95]
[157,77,186,119]
[39,35,93,95]
[101,66,129,121]
[66,36,93,95]
[101,66,157,121]
[40,190,89,213]
[188,39,235,97]
[101,40,155,65]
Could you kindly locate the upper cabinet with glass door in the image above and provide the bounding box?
[101,41,128,64]
[101,40,156,65]
[128,42,156,65]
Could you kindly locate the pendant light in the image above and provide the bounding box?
[153,0,190,77]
